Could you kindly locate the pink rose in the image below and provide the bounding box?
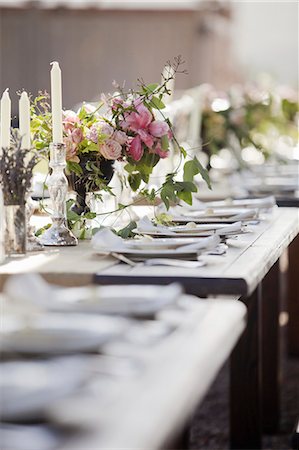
[87,125,99,143]
[99,121,114,138]
[113,130,128,145]
[64,136,80,163]
[99,139,122,160]
[71,127,84,144]
[63,111,80,132]
[127,135,143,161]
[149,120,169,138]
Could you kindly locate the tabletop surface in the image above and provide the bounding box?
[60,297,246,450]
[94,207,299,296]
[1,207,298,296]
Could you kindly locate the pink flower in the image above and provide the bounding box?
[99,121,114,138]
[63,111,80,132]
[125,102,152,132]
[149,120,169,138]
[71,127,84,144]
[99,139,122,160]
[111,97,126,112]
[137,129,154,148]
[150,143,169,159]
[127,135,143,161]
[87,125,99,143]
[83,103,96,114]
[113,130,128,145]
[64,136,80,163]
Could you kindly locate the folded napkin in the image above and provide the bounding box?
[197,195,276,210]
[3,273,183,317]
[230,209,258,221]
[136,217,177,236]
[91,227,127,252]
[215,221,242,235]
[175,234,220,252]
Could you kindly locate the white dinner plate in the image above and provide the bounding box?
[1,314,128,355]
[0,357,89,421]
[49,284,183,318]
[122,237,202,250]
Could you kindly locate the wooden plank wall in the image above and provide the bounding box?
[0,6,237,116]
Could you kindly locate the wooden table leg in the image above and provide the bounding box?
[261,261,280,433]
[287,234,299,356]
[230,286,262,449]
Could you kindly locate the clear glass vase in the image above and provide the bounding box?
[4,204,27,256]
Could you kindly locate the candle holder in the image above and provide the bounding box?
[26,193,44,252]
[39,143,78,246]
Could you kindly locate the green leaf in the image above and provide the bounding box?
[183,157,211,189]
[83,212,97,220]
[174,181,197,193]
[67,161,83,176]
[117,221,137,239]
[148,96,166,110]
[143,83,159,94]
[160,182,177,210]
[78,106,87,120]
[124,163,137,174]
[180,146,187,158]
[178,190,192,205]
[128,172,142,191]
[161,134,169,151]
[35,223,51,237]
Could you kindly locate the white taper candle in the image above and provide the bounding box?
[19,91,31,150]
[0,89,11,153]
[50,61,63,144]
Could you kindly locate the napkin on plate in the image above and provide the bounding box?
[91,227,126,251]
[136,216,177,236]
[3,273,183,317]
[214,221,243,235]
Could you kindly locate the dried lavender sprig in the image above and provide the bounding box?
[0,130,40,205]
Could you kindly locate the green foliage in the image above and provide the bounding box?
[117,221,137,239]
[183,157,211,190]
[67,161,83,176]
[35,223,51,237]
[148,96,166,110]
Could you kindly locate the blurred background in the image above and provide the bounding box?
[0,0,298,118]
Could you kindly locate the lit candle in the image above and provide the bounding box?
[0,89,11,153]
[19,91,31,149]
[50,61,63,143]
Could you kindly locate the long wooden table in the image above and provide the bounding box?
[93,207,299,449]
[275,195,299,357]
[60,298,246,450]
[0,207,298,449]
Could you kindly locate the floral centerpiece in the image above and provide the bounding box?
[31,58,210,233]
[200,82,298,170]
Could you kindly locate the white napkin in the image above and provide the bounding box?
[230,209,258,221]
[91,227,126,252]
[215,221,242,235]
[176,234,220,252]
[136,217,177,236]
